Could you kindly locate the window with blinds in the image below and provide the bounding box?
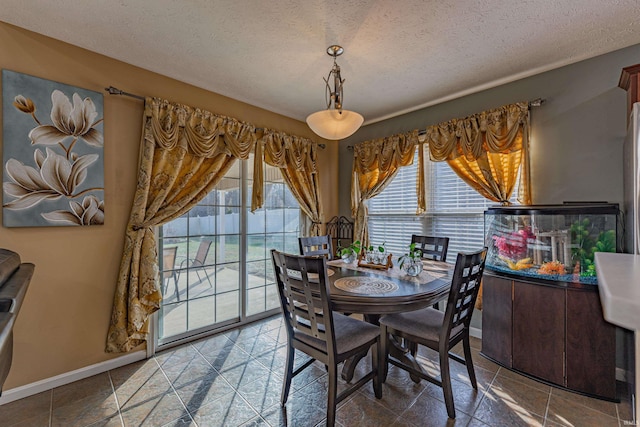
[368,150,517,262]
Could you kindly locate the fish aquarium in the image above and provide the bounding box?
[484,204,620,286]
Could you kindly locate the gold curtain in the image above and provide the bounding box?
[106,98,257,353]
[351,131,419,247]
[423,101,532,310]
[260,131,323,236]
[423,101,531,205]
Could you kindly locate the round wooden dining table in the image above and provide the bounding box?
[325,258,454,381]
[326,258,453,314]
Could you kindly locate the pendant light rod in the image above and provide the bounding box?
[306,45,364,141]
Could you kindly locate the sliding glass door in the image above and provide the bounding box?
[246,160,301,316]
[157,156,299,347]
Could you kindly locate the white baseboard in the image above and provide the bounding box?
[0,350,146,406]
[617,367,631,382]
[470,326,482,340]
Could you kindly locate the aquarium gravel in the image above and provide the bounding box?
[488,264,599,285]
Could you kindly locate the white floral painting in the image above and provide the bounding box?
[2,70,104,227]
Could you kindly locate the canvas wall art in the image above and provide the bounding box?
[2,70,104,227]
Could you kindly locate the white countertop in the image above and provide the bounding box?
[595,252,640,330]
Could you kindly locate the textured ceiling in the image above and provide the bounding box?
[2,0,640,125]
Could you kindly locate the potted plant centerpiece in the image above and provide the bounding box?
[365,242,387,264]
[398,242,424,276]
[339,240,362,264]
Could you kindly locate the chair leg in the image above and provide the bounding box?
[172,274,180,301]
[281,345,295,406]
[372,339,382,399]
[380,324,389,382]
[195,268,214,288]
[440,346,456,419]
[203,269,213,288]
[327,363,338,427]
[408,340,418,357]
[463,335,478,390]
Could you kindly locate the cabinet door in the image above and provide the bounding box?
[566,289,617,400]
[481,274,512,367]
[513,283,565,385]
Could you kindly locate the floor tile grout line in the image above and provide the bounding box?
[48,388,53,427]
[238,339,322,426]
[542,385,552,426]
[548,385,622,422]
[152,353,198,427]
[189,339,247,394]
[466,365,500,423]
[179,340,270,425]
[107,370,125,427]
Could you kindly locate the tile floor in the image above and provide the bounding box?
[0,315,633,427]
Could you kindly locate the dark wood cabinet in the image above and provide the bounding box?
[481,272,617,401]
[481,275,512,367]
[565,289,617,399]
[513,282,565,386]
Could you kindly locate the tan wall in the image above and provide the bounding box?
[0,22,338,390]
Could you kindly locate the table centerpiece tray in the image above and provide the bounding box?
[357,253,393,270]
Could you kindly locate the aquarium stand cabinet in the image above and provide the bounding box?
[480,204,620,401]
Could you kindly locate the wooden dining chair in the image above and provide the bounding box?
[162,246,179,301]
[298,235,334,260]
[379,248,487,419]
[411,235,450,309]
[411,235,450,262]
[271,249,382,426]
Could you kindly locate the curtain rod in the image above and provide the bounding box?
[414,98,544,136]
[105,86,146,101]
[104,86,326,149]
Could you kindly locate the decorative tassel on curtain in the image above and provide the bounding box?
[106,98,322,353]
[351,131,419,248]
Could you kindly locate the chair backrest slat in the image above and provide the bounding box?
[411,235,450,262]
[443,248,487,337]
[299,235,334,260]
[272,250,335,352]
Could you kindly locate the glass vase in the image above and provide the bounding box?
[341,252,357,264]
[403,258,423,276]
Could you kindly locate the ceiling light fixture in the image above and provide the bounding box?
[306,45,364,141]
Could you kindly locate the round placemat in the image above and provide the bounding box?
[334,276,399,294]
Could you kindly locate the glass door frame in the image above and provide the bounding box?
[154,158,282,352]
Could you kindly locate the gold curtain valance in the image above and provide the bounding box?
[261,131,323,235]
[352,131,418,176]
[145,98,257,159]
[262,131,318,173]
[425,102,529,162]
[421,101,531,206]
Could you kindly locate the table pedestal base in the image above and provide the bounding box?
[341,314,427,383]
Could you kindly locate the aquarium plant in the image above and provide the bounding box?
[570,218,616,277]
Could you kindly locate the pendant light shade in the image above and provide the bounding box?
[306,45,363,141]
[306,109,364,140]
